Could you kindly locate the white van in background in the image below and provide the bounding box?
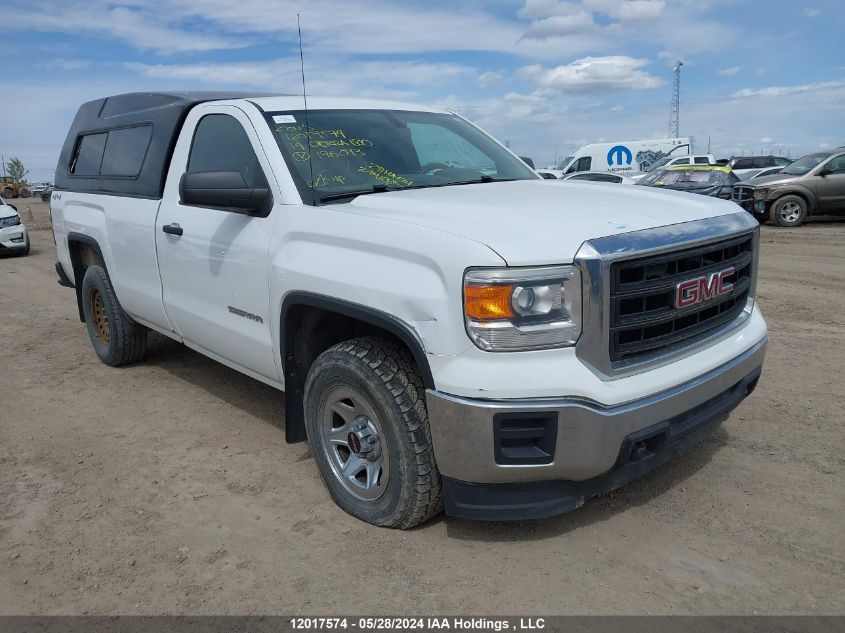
[560,138,692,175]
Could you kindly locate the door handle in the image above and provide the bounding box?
[162,223,183,236]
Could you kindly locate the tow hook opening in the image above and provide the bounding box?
[628,432,667,464]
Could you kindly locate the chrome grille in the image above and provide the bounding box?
[608,234,754,362]
[732,185,755,204]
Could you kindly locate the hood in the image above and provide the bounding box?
[345,180,741,265]
[746,172,800,187]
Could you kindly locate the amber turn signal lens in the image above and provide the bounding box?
[465,284,514,320]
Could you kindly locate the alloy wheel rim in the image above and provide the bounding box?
[319,385,389,501]
[89,288,109,345]
[780,201,801,223]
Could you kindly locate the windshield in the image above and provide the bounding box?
[780,152,829,176]
[558,155,574,170]
[636,169,668,185]
[643,156,673,173]
[264,109,537,204]
[638,169,724,186]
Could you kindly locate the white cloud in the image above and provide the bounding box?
[5,0,529,56]
[731,80,845,99]
[126,58,475,99]
[760,137,774,144]
[804,7,820,17]
[516,0,731,57]
[476,71,506,89]
[717,66,740,76]
[522,11,595,39]
[544,0,668,21]
[518,0,584,19]
[605,0,667,21]
[5,4,248,54]
[521,56,664,92]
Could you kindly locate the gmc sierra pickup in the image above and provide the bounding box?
[52,92,767,528]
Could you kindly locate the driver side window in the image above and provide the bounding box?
[408,123,496,174]
[575,156,592,172]
[824,155,845,174]
[188,114,267,188]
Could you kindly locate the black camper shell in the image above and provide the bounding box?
[55,92,274,199]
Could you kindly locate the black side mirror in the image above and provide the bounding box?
[519,156,536,169]
[179,170,270,215]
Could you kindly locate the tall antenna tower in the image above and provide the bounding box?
[667,60,682,138]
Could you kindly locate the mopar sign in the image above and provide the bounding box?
[607,145,633,167]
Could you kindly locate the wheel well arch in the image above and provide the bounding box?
[280,293,434,444]
[67,232,106,322]
[770,189,815,213]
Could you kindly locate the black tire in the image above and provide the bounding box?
[17,233,30,256]
[81,264,147,366]
[772,195,807,227]
[303,337,442,528]
[3,188,14,198]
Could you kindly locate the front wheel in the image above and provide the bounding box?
[81,265,148,366]
[304,337,442,528]
[772,195,807,227]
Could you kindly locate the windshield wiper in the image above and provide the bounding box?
[316,176,520,203]
[405,176,520,191]
[317,184,400,204]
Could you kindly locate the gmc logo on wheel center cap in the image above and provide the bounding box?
[675,267,735,309]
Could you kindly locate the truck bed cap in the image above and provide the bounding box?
[55,91,279,199]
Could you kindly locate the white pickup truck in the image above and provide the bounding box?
[51,92,767,528]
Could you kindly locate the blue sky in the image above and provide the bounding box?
[2,0,844,180]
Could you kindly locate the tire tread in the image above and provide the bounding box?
[82,265,147,366]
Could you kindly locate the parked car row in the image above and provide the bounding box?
[530,146,844,228]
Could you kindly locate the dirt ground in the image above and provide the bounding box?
[1,200,843,615]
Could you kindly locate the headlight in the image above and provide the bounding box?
[752,189,767,200]
[0,214,21,228]
[463,265,581,351]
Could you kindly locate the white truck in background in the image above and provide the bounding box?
[51,92,766,528]
[560,137,693,175]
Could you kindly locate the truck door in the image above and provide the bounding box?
[816,154,845,212]
[155,105,281,382]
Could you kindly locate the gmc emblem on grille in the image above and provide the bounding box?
[675,267,735,309]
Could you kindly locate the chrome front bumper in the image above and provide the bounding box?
[426,336,767,489]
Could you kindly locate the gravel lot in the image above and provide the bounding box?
[1,201,843,615]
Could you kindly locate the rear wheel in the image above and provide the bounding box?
[772,195,807,227]
[303,337,442,528]
[81,265,147,366]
